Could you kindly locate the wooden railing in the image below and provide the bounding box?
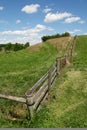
[0,36,77,119]
[25,36,77,118]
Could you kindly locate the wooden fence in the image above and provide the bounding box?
[0,36,77,119]
[25,36,77,118]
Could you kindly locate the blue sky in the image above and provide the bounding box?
[0,0,87,45]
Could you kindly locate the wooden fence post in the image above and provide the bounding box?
[68,49,71,63]
[56,58,61,75]
[69,45,73,63]
[59,57,62,71]
[48,69,52,102]
[25,95,34,119]
[65,54,70,66]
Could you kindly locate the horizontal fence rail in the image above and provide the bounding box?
[25,36,77,118]
[0,94,26,103]
[0,36,77,119]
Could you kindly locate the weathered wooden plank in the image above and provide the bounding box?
[33,80,48,101]
[51,67,57,77]
[48,68,52,90]
[56,58,61,74]
[26,62,56,97]
[0,94,26,103]
[59,57,62,70]
[25,72,48,96]
[33,86,48,110]
[61,57,66,67]
[51,72,57,85]
[48,61,56,73]
[48,68,52,102]
[65,54,70,66]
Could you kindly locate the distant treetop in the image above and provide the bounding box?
[41,32,70,42]
[0,42,30,52]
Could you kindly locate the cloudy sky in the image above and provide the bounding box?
[0,0,87,45]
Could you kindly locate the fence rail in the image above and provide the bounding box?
[0,94,26,103]
[25,36,77,118]
[0,36,77,119]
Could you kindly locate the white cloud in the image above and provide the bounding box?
[0,6,4,11]
[67,29,81,34]
[11,35,41,45]
[35,24,47,31]
[79,20,85,24]
[0,24,53,35]
[65,17,81,23]
[44,12,72,23]
[35,24,54,32]
[43,8,52,13]
[16,20,21,24]
[0,38,6,43]
[0,24,53,45]
[21,4,40,14]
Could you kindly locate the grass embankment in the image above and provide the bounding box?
[0,37,71,97]
[1,36,87,128]
[0,37,71,127]
[0,43,57,97]
[29,35,87,128]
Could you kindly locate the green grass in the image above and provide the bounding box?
[73,35,87,69]
[0,42,58,97]
[0,42,59,127]
[30,69,87,128]
[0,35,87,128]
[0,39,67,127]
[28,35,87,128]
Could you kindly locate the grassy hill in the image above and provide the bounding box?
[0,36,71,127]
[0,37,71,97]
[29,35,87,128]
[0,35,87,128]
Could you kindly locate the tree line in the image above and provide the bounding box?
[0,42,30,52]
[41,32,70,42]
[0,32,70,52]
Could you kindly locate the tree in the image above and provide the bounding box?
[41,32,70,42]
[0,47,2,51]
[5,42,12,51]
[13,43,24,51]
[61,32,70,37]
[41,35,50,42]
[24,42,30,48]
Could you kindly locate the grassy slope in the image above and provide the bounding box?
[73,35,87,69]
[0,37,70,97]
[0,37,70,128]
[0,43,57,96]
[1,36,87,128]
[29,35,87,128]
